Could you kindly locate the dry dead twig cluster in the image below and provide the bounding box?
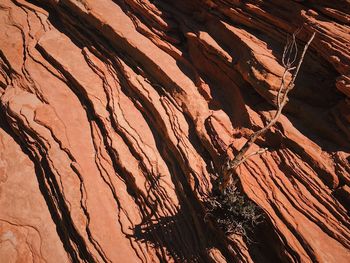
[220,31,316,190]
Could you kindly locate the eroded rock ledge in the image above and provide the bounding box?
[0,0,349,262]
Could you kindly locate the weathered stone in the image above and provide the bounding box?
[0,0,349,262]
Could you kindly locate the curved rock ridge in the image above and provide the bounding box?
[0,0,349,262]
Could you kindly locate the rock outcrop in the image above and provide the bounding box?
[0,0,349,262]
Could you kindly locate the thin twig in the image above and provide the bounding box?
[220,31,316,190]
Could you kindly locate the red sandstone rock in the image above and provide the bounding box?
[0,0,349,262]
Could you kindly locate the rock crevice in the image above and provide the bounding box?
[0,0,349,262]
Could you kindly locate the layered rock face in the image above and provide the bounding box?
[0,0,350,262]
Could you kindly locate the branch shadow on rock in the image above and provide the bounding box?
[128,210,213,262]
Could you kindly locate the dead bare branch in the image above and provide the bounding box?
[220,31,316,190]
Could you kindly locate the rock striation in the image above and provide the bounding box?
[0,0,349,262]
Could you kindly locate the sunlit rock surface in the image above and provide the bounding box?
[0,0,349,262]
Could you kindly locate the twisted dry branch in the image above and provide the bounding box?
[220,31,316,190]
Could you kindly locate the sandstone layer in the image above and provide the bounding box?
[0,0,350,262]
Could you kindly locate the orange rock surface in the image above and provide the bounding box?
[0,0,349,262]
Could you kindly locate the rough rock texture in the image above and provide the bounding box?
[0,0,350,262]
